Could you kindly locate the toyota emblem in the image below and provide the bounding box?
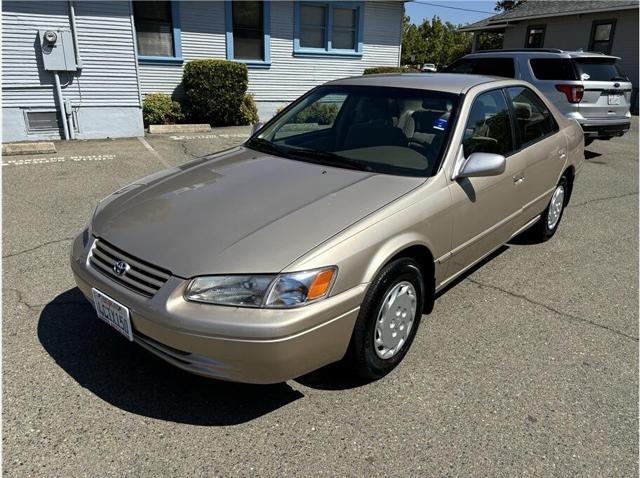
[113,261,130,276]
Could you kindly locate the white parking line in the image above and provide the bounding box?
[169,134,248,140]
[2,154,115,166]
[138,137,171,168]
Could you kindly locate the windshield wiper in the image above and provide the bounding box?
[287,148,373,172]
[245,137,291,157]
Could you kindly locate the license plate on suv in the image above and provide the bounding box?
[608,94,623,105]
[92,288,133,341]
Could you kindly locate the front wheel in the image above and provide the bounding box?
[346,258,425,381]
[528,175,568,242]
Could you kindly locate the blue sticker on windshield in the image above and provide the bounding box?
[434,118,448,130]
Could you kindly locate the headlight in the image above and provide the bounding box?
[184,267,337,308]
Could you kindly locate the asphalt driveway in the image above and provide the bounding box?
[3,121,638,476]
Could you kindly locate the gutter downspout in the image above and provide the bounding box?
[53,72,70,140]
[69,0,83,69]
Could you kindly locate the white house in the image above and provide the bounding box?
[2,0,404,143]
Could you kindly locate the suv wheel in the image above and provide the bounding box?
[346,258,425,381]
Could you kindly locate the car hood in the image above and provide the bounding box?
[93,146,423,277]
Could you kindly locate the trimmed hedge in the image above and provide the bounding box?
[241,94,259,125]
[142,93,184,126]
[182,59,255,126]
[296,102,339,125]
[363,66,415,75]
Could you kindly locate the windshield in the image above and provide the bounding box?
[246,85,459,177]
[574,58,627,82]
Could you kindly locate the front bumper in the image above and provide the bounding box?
[70,234,365,384]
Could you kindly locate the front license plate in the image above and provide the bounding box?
[92,288,133,341]
[608,94,623,105]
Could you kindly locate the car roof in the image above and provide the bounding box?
[327,73,502,94]
[463,49,621,60]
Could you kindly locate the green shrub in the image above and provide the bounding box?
[143,93,184,125]
[182,59,250,126]
[240,94,259,125]
[295,102,339,125]
[363,66,415,75]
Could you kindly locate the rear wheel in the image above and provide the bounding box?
[528,175,568,242]
[346,258,425,381]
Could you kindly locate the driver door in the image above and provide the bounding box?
[444,89,527,282]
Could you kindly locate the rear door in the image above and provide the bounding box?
[572,57,632,119]
[504,86,566,225]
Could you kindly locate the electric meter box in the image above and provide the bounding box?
[39,29,77,71]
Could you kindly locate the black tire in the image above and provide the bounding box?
[346,257,425,381]
[528,174,569,242]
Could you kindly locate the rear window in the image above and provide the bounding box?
[573,58,627,81]
[530,59,577,80]
[444,58,515,78]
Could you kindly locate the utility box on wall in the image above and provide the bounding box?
[38,29,77,71]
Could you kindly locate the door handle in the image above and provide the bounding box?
[558,148,567,159]
[513,173,525,184]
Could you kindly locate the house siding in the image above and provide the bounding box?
[138,0,403,119]
[502,9,639,87]
[2,0,142,142]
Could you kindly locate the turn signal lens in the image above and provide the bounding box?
[307,269,336,300]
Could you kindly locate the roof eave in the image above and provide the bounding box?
[460,4,638,32]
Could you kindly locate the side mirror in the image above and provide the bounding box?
[457,152,506,179]
[251,122,264,135]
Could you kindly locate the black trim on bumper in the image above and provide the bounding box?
[581,122,631,138]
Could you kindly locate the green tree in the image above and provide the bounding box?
[401,15,472,67]
[495,0,526,12]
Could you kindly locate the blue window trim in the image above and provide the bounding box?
[294,1,364,57]
[137,1,183,64]
[225,1,271,68]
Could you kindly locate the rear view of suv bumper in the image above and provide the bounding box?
[580,119,631,139]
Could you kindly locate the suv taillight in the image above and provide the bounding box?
[556,84,584,103]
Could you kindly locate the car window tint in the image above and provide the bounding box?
[445,58,515,78]
[506,86,557,145]
[462,90,513,158]
[573,58,627,81]
[530,59,577,80]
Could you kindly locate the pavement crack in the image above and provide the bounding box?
[466,278,639,342]
[568,191,638,209]
[5,287,86,310]
[2,236,75,259]
[180,142,199,159]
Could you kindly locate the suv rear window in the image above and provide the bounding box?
[530,59,577,80]
[444,58,515,78]
[573,58,627,81]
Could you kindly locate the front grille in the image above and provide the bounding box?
[89,238,171,297]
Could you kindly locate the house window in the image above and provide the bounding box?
[133,1,182,62]
[524,25,545,48]
[225,1,271,66]
[589,20,616,54]
[295,2,363,56]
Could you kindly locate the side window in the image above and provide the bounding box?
[530,59,577,81]
[274,94,347,140]
[462,90,513,158]
[506,87,558,145]
[445,58,515,78]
